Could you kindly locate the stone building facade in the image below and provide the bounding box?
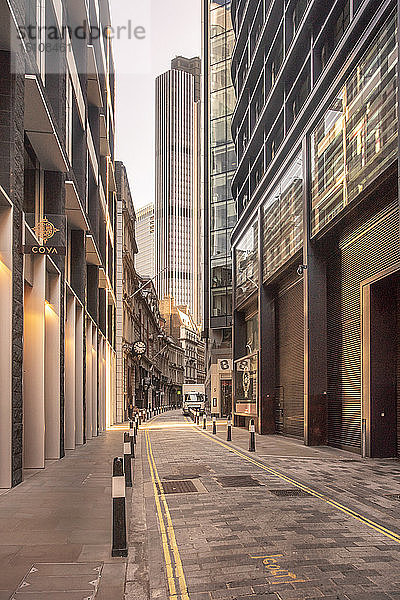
[0,0,117,488]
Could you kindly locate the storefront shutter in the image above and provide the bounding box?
[327,198,399,451]
[277,275,304,438]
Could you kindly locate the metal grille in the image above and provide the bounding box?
[269,489,311,497]
[161,480,198,494]
[216,476,263,487]
[327,196,400,451]
[385,494,400,501]
[276,275,304,439]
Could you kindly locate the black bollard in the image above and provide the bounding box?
[212,415,217,435]
[129,421,135,457]
[203,413,207,430]
[227,414,232,442]
[135,414,139,437]
[112,457,128,557]
[124,432,132,487]
[249,419,256,452]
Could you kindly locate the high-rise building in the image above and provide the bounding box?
[202,0,237,417]
[0,0,117,488]
[135,203,155,278]
[230,0,400,458]
[155,57,202,323]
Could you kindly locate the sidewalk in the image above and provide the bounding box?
[0,429,128,599]
[210,419,400,530]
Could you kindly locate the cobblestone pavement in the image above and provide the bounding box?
[0,429,128,600]
[134,411,400,600]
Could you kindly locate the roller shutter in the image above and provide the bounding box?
[276,275,304,438]
[327,199,400,451]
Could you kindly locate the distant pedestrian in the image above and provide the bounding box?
[127,402,134,421]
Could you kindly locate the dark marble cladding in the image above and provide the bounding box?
[0,45,26,487]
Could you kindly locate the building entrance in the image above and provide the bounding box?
[221,379,232,417]
[363,271,400,458]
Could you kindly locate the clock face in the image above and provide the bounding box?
[133,341,146,355]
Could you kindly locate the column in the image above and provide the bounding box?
[65,293,76,450]
[75,303,84,445]
[44,271,61,460]
[0,205,13,487]
[23,255,46,469]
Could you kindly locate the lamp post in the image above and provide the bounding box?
[128,267,168,300]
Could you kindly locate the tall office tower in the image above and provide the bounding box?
[135,203,155,278]
[230,0,400,458]
[203,0,237,417]
[155,57,202,323]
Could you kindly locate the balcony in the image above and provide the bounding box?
[24,75,68,172]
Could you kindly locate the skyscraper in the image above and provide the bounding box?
[135,203,155,278]
[203,0,237,417]
[155,57,201,322]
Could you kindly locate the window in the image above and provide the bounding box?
[66,75,73,162]
[24,138,44,228]
[311,14,397,235]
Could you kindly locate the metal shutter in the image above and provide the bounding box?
[276,275,304,438]
[327,199,400,451]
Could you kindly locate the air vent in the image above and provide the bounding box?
[269,489,311,497]
[161,480,198,494]
[216,476,263,488]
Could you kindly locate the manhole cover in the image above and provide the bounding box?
[270,489,311,497]
[216,476,263,488]
[161,480,198,494]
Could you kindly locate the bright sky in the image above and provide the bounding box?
[110,0,202,210]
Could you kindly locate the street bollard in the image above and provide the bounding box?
[249,419,256,452]
[212,415,217,435]
[124,432,133,487]
[112,457,128,557]
[203,413,207,430]
[227,414,232,442]
[196,410,199,425]
[135,414,139,437]
[129,421,135,457]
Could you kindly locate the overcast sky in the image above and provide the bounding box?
[110,0,202,210]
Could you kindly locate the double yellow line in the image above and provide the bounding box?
[191,422,400,545]
[145,430,190,600]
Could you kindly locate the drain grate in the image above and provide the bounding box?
[161,480,198,494]
[269,489,311,497]
[216,475,263,488]
[385,494,400,501]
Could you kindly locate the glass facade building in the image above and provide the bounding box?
[230,0,400,456]
[203,0,237,417]
[209,0,237,325]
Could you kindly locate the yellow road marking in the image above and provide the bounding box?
[145,430,190,600]
[188,420,400,545]
[145,432,177,598]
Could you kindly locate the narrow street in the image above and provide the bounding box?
[3,412,400,599]
[134,411,400,600]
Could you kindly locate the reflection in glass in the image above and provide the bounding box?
[311,15,398,235]
[211,62,227,91]
[210,6,226,38]
[234,353,258,416]
[211,201,227,230]
[210,35,226,64]
[211,230,228,258]
[211,89,227,120]
[235,221,258,307]
[212,173,227,203]
[211,118,227,146]
[263,153,303,281]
